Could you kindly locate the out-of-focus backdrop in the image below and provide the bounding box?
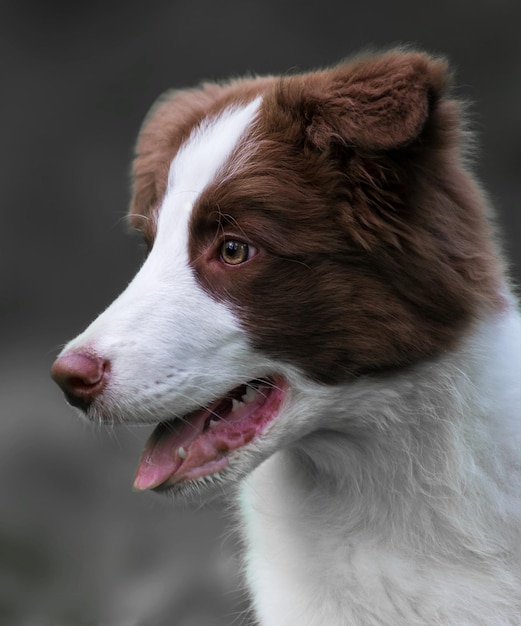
[1,1,520,624]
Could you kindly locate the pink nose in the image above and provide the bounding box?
[51,352,108,411]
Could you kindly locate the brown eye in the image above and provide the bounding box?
[220,240,256,265]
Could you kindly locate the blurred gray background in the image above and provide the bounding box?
[1,1,520,624]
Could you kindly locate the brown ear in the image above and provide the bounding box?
[282,50,450,152]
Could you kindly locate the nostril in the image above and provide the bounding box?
[51,352,108,411]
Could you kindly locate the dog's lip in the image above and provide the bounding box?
[133,377,286,491]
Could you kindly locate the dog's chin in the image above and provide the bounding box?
[132,376,287,497]
[149,458,253,503]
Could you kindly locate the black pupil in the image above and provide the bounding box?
[224,241,247,262]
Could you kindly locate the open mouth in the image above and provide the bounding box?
[133,377,286,491]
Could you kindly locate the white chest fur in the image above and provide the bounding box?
[239,310,521,626]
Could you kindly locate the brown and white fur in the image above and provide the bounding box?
[51,50,521,625]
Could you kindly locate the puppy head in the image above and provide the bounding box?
[52,50,502,497]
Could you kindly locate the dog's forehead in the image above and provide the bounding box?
[157,97,262,233]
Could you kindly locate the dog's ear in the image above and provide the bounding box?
[277,50,449,153]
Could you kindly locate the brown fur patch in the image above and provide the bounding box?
[132,50,504,384]
[128,76,276,246]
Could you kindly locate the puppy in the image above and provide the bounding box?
[52,50,521,625]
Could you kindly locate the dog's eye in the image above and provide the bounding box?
[220,240,256,265]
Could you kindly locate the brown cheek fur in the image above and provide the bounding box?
[133,50,504,385]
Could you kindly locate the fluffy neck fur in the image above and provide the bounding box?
[240,305,521,625]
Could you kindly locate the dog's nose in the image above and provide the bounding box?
[51,352,108,411]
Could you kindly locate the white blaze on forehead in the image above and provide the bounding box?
[157,96,262,236]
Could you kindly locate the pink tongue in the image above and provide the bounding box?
[133,410,210,491]
[133,382,284,491]
[133,404,254,490]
